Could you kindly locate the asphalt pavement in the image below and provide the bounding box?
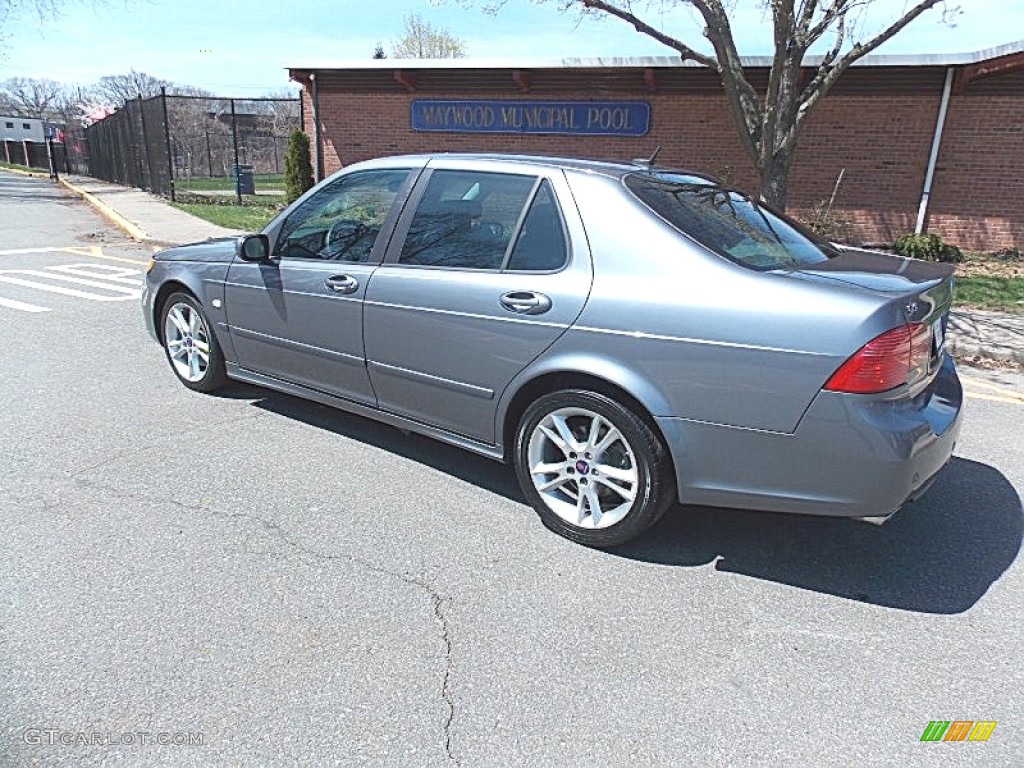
[1,171,1022,767]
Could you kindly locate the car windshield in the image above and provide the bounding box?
[624,172,837,271]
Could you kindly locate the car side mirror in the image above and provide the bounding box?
[237,234,270,262]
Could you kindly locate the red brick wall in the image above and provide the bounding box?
[927,74,1024,250]
[301,67,1023,251]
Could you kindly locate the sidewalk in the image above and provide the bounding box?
[17,169,1024,368]
[59,174,241,246]
[948,309,1024,365]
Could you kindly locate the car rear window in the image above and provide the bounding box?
[624,172,837,271]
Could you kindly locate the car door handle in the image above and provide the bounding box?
[324,274,359,294]
[500,291,551,315]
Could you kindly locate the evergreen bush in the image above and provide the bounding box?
[284,129,314,204]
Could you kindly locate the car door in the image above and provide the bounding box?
[224,165,416,404]
[363,160,592,444]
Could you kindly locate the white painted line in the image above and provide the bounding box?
[47,264,143,285]
[0,270,140,296]
[0,296,51,313]
[0,275,136,301]
[49,263,132,273]
[0,247,79,256]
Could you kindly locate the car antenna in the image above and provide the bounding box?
[632,146,661,171]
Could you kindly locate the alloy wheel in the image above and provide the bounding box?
[527,406,639,529]
[163,301,211,383]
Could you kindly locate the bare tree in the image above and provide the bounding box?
[509,1,955,208]
[49,84,90,127]
[93,69,171,108]
[392,13,467,58]
[1,1,106,50]
[0,77,64,118]
[0,0,58,38]
[168,84,214,98]
[1,0,59,21]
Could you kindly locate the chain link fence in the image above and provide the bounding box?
[71,90,300,203]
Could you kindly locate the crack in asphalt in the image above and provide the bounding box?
[432,592,458,767]
[68,475,459,766]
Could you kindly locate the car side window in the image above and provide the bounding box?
[505,180,568,272]
[398,170,535,270]
[275,169,410,262]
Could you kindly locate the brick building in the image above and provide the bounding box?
[289,41,1024,251]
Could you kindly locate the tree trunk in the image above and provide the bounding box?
[758,149,791,210]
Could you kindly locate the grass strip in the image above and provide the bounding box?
[172,202,279,232]
[954,276,1024,314]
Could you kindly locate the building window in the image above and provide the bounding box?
[23,123,31,130]
[5,122,13,129]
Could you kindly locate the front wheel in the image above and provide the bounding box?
[514,390,675,547]
[160,292,227,392]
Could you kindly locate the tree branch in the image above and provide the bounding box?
[577,0,718,68]
[795,0,820,39]
[806,0,876,45]
[792,0,943,144]
[692,0,766,159]
[790,0,942,149]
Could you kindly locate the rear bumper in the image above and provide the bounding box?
[657,355,963,518]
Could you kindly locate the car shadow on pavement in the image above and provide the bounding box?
[250,391,526,502]
[613,457,1023,615]
[209,382,275,400]
[251,392,1021,615]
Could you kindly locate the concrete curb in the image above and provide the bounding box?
[58,177,152,243]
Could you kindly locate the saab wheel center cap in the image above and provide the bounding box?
[575,460,590,475]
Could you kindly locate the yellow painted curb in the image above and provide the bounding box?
[0,166,47,177]
[58,178,150,242]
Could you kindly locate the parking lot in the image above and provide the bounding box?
[1,172,1022,766]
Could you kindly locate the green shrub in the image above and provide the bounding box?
[893,233,964,264]
[284,129,314,204]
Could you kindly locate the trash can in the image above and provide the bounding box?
[232,164,255,195]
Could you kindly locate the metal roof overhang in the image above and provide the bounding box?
[288,40,1024,76]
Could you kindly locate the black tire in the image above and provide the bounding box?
[159,291,227,393]
[514,389,675,547]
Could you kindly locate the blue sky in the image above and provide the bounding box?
[0,0,1020,95]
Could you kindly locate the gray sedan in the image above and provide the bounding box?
[143,153,962,547]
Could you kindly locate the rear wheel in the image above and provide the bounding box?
[514,390,674,547]
[160,292,226,393]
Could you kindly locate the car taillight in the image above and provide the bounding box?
[824,323,932,394]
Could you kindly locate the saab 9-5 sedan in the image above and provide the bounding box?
[143,153,962,547]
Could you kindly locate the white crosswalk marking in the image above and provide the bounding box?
[1,269,140,296]
[0,296,50,313]
[0,261,144,312]
[47,264,142,286]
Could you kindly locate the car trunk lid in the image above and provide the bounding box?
[787,247,955,380]
[788,247,954,315]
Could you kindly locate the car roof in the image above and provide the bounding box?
[360,152,721,186]
[383,152,649,178]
